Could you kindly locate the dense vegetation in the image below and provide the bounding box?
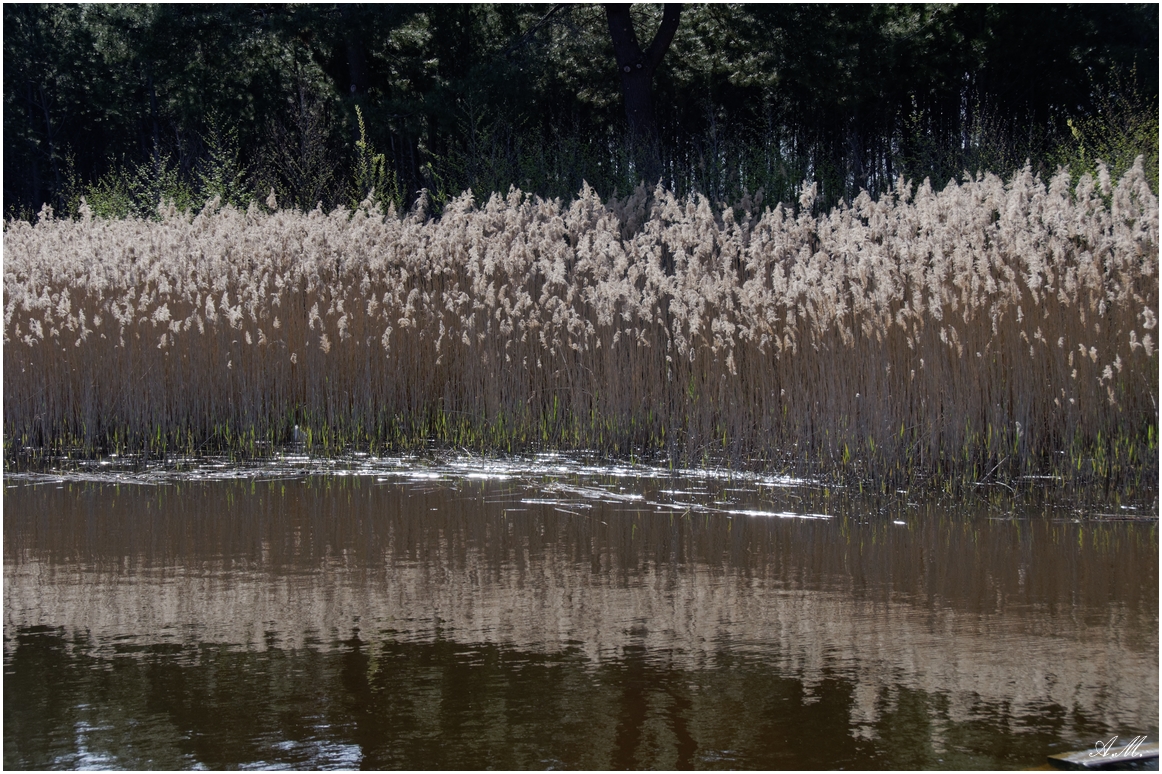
[6,161,1157,496]
[4,5,1158,496]
[5,4,1158,219]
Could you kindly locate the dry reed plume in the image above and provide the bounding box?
[5,160,1157,492]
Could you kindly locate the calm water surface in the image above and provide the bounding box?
[4,455,1158,770]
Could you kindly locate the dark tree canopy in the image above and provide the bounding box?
[4,3,1157,218]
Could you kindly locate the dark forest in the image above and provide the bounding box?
[4,3,1158,219]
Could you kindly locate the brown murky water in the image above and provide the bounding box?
[4,456,1158,769]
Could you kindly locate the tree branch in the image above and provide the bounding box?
[503,4,569,59]
[605,4,681,76]
[605,4,643,74]
[643,4,681,72]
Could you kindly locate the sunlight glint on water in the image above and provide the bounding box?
[4,456,1157,770]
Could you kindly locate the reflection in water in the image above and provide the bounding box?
[4,461,1158,769]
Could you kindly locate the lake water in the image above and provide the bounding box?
[4,455,1157,769]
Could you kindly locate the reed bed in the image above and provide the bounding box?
[4,160,1157,493]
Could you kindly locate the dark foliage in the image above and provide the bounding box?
[4,3,1157,218]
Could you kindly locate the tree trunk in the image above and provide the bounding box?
[341,7,368,96]
[36,84,60,206]
[605,4,681,184]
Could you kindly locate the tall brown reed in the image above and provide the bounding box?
[5,160,1157,491]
